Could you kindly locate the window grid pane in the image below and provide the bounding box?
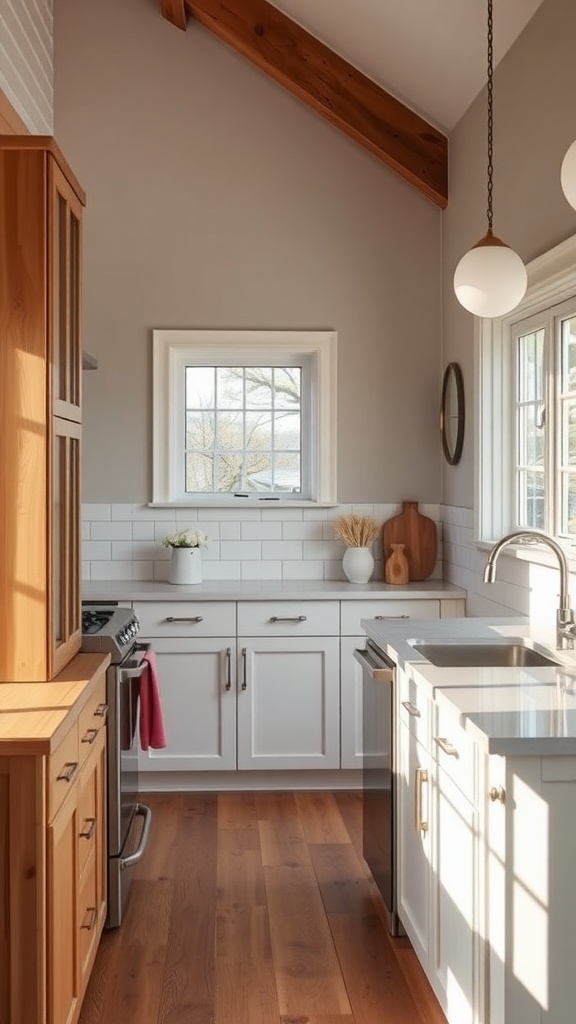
[184,365,302,494]
[516,329,546,528]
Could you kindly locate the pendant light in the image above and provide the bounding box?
[453,0,527,319]
[560,140,576,211]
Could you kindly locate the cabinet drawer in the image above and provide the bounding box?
[432,703,476,804]
[398,671,430,746]
[77,745,101,879]
[237,600,339,636]
[341,599,440,635]
[135,601,236,637]
[48,722,79,822]
[78,676,107,766]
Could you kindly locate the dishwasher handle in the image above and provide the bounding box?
[353,647,394,682]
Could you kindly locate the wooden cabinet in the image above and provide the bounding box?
[0,657,108,1024]
[0,137,85,682]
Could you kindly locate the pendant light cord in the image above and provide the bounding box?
[486,0,494,234]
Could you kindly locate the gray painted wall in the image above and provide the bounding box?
[54,0,442,505]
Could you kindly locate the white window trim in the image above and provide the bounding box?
[151,329,338,506]
[476,231,576,551]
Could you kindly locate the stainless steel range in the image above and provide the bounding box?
[82,603,152,928]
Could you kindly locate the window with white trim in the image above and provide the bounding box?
[478,233,576,544]
[152,329,337,505]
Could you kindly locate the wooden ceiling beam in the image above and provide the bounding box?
[160,0,448,207]
[161,0,188,31]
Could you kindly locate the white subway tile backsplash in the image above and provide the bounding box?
[262,540,303,560]
[82,502,446,584]
[241,521,282,541]
[91,522,132,541]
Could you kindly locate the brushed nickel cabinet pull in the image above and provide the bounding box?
[165,615,203,623]
[269,615,307,623]
[94,702,108,718]
[81,728,99,745]
[57,762,79,783]
[415,768,429,834]
[489,786,506,803]
[79,817,96,840]
[225,647,232,691]
[434,736,460,758]
[241,647,247,690]
[81,907,97,931]
[401,700,421,718]
[375,614,410,620]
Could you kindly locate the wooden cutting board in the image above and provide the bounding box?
[382,502,437,581]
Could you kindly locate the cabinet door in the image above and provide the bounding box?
[51,417,82,678]
[139,637,237,771]
[47,791,80,1024]
[237,636,340,770]
[432,765,479,1024]
[340,635,365,768]
[49,160,82,424]
[397,720,431,969]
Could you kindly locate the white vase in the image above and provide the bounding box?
[169,547,203,585]
[342,546,374,584]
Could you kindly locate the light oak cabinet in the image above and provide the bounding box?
[0,659,108,1024]
[0,137,85,682]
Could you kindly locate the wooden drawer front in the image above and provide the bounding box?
[48,722,79,822]
[78,676,108,766]
[237,600,339,636]
[341,599,440,636]
[77,859,99,983]
[398,672,430,746]
[77,751,100,879]
[135,601,236,637]
[433,703,476,804]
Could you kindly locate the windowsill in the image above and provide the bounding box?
[148,500,340,510]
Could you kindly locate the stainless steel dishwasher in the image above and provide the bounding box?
[354,638,399,934]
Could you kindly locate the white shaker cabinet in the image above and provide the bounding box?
[397,666,482,1024]
[237,601,340,770]
[134,602,237,772]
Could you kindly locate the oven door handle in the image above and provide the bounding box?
[122,643,153,679]
[353,647,394,682]
[120,803,153,870]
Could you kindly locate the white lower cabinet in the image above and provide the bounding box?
[140,636,237,771]
[237,635,340,769]
[397,667,482,1024]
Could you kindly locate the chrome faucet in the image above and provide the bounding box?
[483,529,575,649]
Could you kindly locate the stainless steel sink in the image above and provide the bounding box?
[408,640,560,668]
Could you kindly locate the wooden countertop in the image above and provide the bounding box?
[0,652,110,754]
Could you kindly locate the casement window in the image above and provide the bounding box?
[152,329,337,505]
[478,233,576,546]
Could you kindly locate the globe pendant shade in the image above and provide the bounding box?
[561,139,576,212]
[453,234,527,318]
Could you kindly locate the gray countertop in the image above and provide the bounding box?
[362,615,576,755]
[83,579,466,602]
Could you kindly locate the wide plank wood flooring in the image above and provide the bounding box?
[79,790,447,1024]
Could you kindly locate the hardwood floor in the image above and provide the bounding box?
[79,791,447,1024]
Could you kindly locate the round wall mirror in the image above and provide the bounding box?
[441,362,465,465]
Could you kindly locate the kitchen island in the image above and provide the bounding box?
[362,614,576,1024]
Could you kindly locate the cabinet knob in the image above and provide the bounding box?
[489,786,506,804]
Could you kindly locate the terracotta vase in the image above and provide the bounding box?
[385,543,409,585]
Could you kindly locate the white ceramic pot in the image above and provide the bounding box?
[342,546,374,584]
[169,546,202,585]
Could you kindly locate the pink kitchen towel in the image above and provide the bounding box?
[139,650,167,750]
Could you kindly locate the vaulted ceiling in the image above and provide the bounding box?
[159,0,545,208]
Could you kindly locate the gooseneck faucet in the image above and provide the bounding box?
[483,529,575,649]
